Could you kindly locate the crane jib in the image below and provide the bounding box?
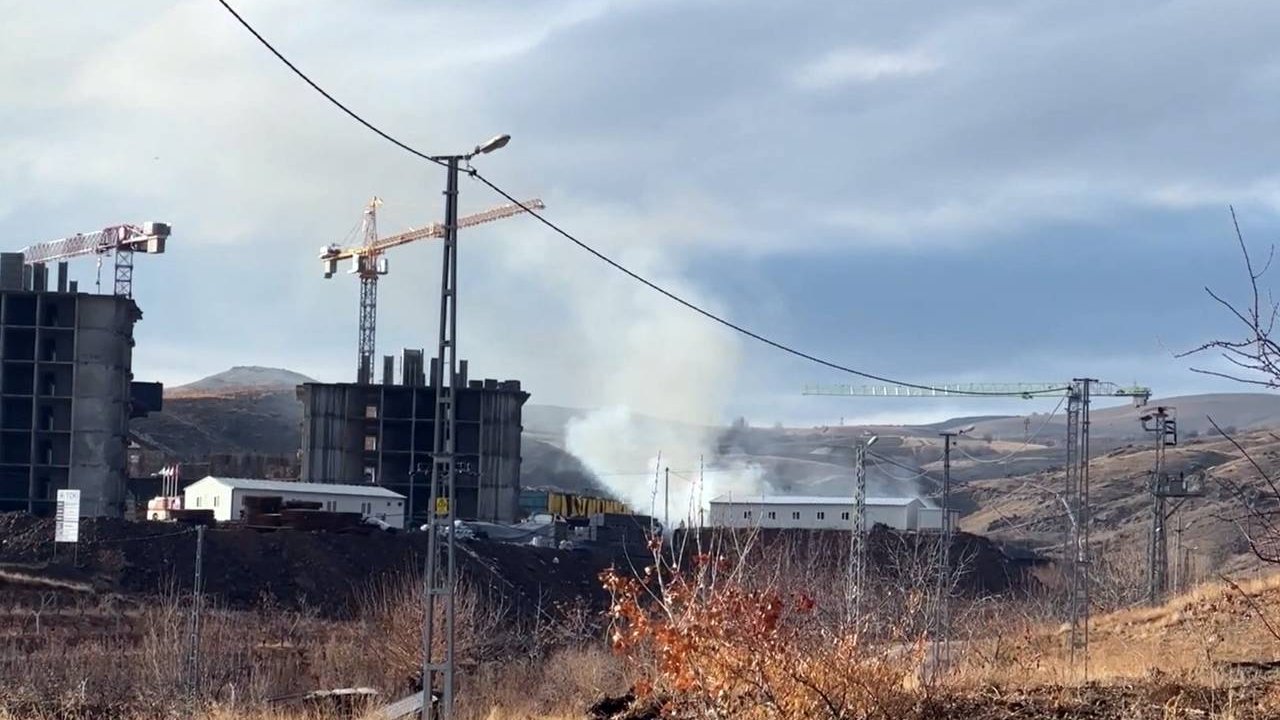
[20,222,171,265]
[317,199,544,268]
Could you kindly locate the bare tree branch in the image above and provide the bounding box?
[1180,208,1280,385]
[1220,574,1280,643]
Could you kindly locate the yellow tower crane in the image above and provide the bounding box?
[320,197,544,383]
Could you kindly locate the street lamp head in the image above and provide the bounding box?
[941,424,975,437]
[473,134,511,156]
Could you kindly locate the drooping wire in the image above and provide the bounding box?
[209,0,1068,399]
[211,0,446,170]
[471,170,1067,398]
[952,394,1068,465]
[868,450,937,484]
[869,456,934,483]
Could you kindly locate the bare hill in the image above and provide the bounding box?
[966,393,1280,444]
[956,428,1280,576]
[131,367,311,458]
[131,391,302,457]
[167,366,316,398]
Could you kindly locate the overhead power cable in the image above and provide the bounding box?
[210,0,1066,399]
[470,171,1067,397]
[868,450,937,483]
[212,0,447,170]
[953,394,1069,466]
[869,456,933,483]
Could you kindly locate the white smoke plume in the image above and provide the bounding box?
[467,201,771,520]
[566,406,770,527]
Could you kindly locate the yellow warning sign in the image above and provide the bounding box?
[435,497,450,516]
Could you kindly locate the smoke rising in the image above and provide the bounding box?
[565,406,771,525]
[499,226,771,523]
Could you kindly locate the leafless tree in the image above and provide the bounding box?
[1180,206,1280,387]
[1181,208,1280,567]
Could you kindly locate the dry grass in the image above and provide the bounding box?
[953,571,1280,688]
[595,533,1280,719]
[0,572,618,720]
[455,645,625,720]
[6,536,1280,719]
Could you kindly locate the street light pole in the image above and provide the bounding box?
[421,135,509,720]
[933,424,972,677]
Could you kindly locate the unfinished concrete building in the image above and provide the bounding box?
[0,254,161,517]
[298,350,527,526]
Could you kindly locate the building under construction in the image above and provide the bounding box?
[0,255,162,517]
[298,350,527,525]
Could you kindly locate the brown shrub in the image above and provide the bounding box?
[602,545,926,720]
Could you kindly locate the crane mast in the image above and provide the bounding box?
[321,198,544,384]
[356,199,385,385]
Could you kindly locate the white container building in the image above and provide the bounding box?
[916,506,961,532]
[182,476,406,526]
[707,494,928,531]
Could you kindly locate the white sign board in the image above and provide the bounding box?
[55,489,80,543]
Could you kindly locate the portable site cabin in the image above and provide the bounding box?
[707,495,926,531]
[182,476,406,526]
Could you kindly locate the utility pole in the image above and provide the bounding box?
[421,134,510,720]
[1142,406,1176,604]
[849,435,876,627]
[1063,379,1093,674]
[186,525,205,696]
[1141,406,1198,605]
[934,425,971,675]
[1173,514,1184,594]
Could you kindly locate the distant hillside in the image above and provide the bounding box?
[965,393,1280,444]
[132,391,302,457]
[132,367,309,458]
[167,366,316,398]
[129,377,1280,539]
[957,428,1280,576]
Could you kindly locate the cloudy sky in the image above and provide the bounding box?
[3,0,1279,426]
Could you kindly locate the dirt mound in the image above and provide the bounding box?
[0,513,638,617]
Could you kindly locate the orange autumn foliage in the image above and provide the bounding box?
[601,550,924,719]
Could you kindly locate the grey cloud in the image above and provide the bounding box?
[2,0,1278,422]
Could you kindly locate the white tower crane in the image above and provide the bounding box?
[20,222,172,297]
